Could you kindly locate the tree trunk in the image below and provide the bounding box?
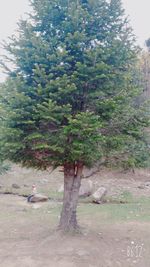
[59,162,83,232]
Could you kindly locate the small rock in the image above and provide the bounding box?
[0,184,3,189]
[32,204,42,209]
[145,181,150,187]
[92,187,107,204]
[138,181,150,189]
[138,185,145,189]
[27,193,48,203]
[12,183,20,189]
[79,180,93,197]
[23,184,29,188]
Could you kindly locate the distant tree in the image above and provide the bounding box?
[145,38,150,52]
[139,40,150,99]
[131,39,150,169]
[0,0,149,231]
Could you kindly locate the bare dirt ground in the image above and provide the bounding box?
[0,165,150,267]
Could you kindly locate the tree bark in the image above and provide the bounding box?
[59,162,83,232]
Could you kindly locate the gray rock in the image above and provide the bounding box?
[23,184,29,188]
[79,180,93,197]
[138,181,150,189]
[27,193,48,203]
[145,181,150,187]
[12,183,20,189]
[92,187,107,204]
[138,185,145,189]
[58,179,93,198]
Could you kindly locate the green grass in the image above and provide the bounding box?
[1,186,150,228]
[78,195,150,224]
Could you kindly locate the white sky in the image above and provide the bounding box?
[123,0,150,47]
[0,0,150,80]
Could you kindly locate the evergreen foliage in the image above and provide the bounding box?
[0,0,149,170]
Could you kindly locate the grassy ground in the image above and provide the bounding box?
[0,164,150,267]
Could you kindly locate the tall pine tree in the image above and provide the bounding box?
[0,0,149,231]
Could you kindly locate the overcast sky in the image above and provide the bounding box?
[0,0,150,80]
